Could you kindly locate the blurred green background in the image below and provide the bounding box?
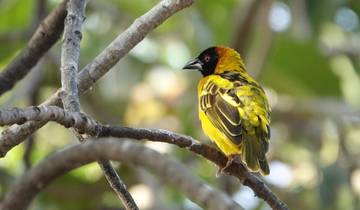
[1,0,360,209]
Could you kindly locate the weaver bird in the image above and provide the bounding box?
[183,46,271,175]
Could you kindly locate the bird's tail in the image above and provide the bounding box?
[240,134,270,175]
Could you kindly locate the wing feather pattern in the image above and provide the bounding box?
[199,76,246,145]
[199,72,271,175]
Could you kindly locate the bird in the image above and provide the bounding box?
[182,46,271,175]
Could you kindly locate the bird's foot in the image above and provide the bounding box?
[216,154,238,177]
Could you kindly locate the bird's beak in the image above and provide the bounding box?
[182,58,203,70]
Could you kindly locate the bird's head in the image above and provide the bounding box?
[182,46,246,77]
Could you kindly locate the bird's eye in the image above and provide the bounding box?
[204,55,211,62]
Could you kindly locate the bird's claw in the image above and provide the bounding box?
[216,154,238,177]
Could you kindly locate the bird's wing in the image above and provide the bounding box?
[199,73,270,146]
[199,75,243,144]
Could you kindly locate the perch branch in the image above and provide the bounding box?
[0,0,194,158]
[0,106,288,210]
[101,127,289,210]
[0,0,68,96]
[1,139,244,210]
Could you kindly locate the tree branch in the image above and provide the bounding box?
[75,0,194,94]
[0,0,69,96]
[59,1,138,209]
[0,0,194,157]
[60,0,84,112]
[0,106,100,137]
[1,139,244,210]
[0,106,288,210]
[100,127,289,210]
[97,160,139,210]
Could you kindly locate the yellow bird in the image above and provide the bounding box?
[183,46,271,175]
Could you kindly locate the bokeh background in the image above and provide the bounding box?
[1,0,360,210]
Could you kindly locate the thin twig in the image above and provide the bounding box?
[0,0,68,96]
[97,160,139,210]
[0,0,194,158]
[1,139,244,210]
[0,106,288,210]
